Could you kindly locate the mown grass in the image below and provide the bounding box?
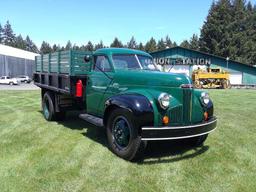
[0,89,255,192]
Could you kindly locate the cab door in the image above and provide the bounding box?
[86,55,114,116]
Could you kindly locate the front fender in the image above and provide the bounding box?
[194,89,214,118]
[104,93,154,129]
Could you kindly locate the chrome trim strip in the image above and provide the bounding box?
[142,118,217,130]
[141,127,217,141]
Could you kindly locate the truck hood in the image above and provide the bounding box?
[114,70,192,88]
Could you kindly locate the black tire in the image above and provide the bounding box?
[24,80,28,83]
[42,92,56,121]
[106,108,146,161]
[9,82,14,85]
[187,134,208,147]
[221,79,228,89]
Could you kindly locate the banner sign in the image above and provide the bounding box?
[154,57,211,66]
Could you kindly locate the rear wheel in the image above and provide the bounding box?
[42,92,55,121]
[194,79,203,89]
[42,92,66,121]
[221,79,228,89]
[9,82,14,85]
[106,108,146,161]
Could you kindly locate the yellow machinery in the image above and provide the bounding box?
[192,68,231,89]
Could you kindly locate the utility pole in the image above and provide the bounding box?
[226,57,229,69]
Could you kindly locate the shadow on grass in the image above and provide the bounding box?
[38,110,108,148]
[38,111,209,164]
[139,141,209,164]
[59,111,109,148]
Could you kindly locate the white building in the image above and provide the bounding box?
[0,44,39,77]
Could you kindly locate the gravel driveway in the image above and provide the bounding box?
[0,83,39,90]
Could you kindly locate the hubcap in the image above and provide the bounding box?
[43,100,50,119]
[112,116,131,148]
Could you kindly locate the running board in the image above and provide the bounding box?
[79,114,104,127]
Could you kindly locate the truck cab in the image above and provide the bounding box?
[34,48,217,161]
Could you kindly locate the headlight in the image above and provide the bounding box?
[158,93,170,109]
[201,92,210,105]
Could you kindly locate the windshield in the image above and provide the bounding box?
[112,54,157,71]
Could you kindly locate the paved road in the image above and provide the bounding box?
[0,83,39,90]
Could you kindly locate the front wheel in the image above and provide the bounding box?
[9,82,14,85]
[106,108,146,161]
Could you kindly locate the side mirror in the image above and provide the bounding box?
[84,55,91,63]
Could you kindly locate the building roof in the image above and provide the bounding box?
[0,44,39,60]
[151,46,255,68]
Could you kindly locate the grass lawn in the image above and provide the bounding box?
[0,89,255,192]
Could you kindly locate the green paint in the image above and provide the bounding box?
[85,48,208,126]
[36,48,212,126]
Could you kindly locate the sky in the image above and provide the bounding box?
[0,0,255,47]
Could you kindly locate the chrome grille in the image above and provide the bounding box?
[183,89,192,124]
[169,105,183,125]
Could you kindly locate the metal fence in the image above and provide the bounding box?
[0,54,35,78]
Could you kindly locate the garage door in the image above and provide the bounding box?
[230,73,242,85]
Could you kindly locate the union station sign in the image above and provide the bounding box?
[154,57,211,66]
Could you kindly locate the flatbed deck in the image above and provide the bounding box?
[34,50,91,95]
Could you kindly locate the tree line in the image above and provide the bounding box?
[199,0,256,65]
[39,36,178,54]
[0,20,178,54]
[0,21,38,53]
[0,0,255,65]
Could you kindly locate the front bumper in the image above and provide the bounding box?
[141,117,217,141]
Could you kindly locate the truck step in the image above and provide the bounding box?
[79,114,103,127]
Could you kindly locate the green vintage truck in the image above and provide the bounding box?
[34,48,217,160]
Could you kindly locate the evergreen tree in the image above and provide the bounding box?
[110,37,123,48]
[144,37,157,52]
[189,34,200,50]
[80,45,86,51]
[242,3,256,65]
[180,40,190,48]
[157,38,166,51]
[200,0,233,56]
[247,1,253,12]
[40,41,52,54]
[0,23,3,43]
[229,0,247,63]
[72,44,80,50]
[25,35,38,53]
[85,41,94,51]
[65,40,72,50]
[15,34,26,50]
[138,42,144,51]
[60,46,65,51]
[127,36,137,49]
[95,40,104,50]
[199,0,256,65]
[3,20,16,46]
[52,44,60,52]
[165,35,173,48]
[172,41,178,47]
